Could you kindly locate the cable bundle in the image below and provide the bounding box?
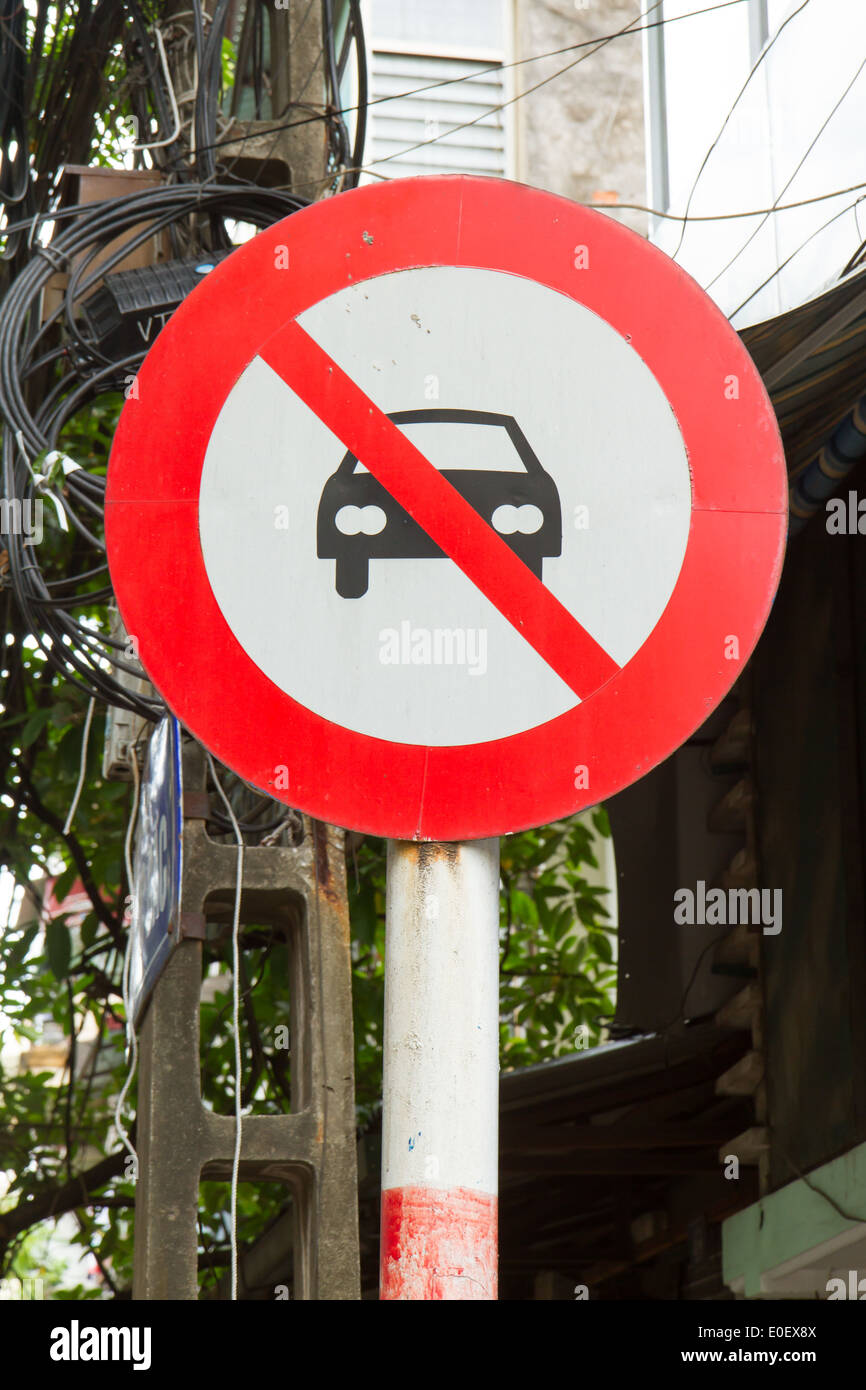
[0,1,367,722]
[1,181,311,716]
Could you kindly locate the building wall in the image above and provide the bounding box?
[514,0,647,233]
[752,478,866,1187]
[361,1,648,232]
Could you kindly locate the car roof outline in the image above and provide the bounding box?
[330,407,546,479]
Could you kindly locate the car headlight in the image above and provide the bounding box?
[335,504,388,536]
[492,503,544,535]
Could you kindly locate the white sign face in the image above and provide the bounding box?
[199,265,691,747]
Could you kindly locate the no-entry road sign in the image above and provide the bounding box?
[106,175,787,841]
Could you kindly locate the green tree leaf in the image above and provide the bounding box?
[45,922,72,981]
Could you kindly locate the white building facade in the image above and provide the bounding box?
[644,0,866,327]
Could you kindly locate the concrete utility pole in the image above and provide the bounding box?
[219,0,329,195]
[127,3,356,1300]
[133,744,359,1300]
[159,0,327,194]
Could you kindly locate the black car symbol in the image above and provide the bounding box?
[317,408,562,598]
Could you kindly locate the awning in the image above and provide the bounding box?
[740,266,866,527]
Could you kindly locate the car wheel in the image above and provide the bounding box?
[335,556,370,598]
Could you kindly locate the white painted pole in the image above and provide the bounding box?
[379,838,500,1300]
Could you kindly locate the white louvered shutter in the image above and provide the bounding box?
[366,49,508,180]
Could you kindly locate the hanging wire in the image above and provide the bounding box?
[207,752,246,1303]
[670,0,812,261]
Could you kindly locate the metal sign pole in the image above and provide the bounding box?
[379,838,500,1300]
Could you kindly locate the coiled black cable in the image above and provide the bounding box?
[0,182,309,716]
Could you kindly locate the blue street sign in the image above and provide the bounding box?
[129,716,182,1026]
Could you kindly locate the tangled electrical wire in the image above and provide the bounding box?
[0,0,367,727]
[123,0,366,192]
[0,182,310,717]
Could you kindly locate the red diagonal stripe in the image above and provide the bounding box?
[258,320,620,701]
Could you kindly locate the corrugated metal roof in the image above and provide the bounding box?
[740,265,866,482]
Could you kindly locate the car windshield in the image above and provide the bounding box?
[350,420,529,474]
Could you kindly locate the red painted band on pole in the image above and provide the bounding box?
[380,1187,498,1301]
[258,319,620,702]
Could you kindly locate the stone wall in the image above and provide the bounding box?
[514,0,647,235]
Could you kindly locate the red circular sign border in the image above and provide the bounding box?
[106,175,787,841]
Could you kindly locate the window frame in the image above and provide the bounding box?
[360,0,516,181]
[642,0,769,226]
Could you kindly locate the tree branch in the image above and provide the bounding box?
[10,760,124,947]
[0,1146,130,1256]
